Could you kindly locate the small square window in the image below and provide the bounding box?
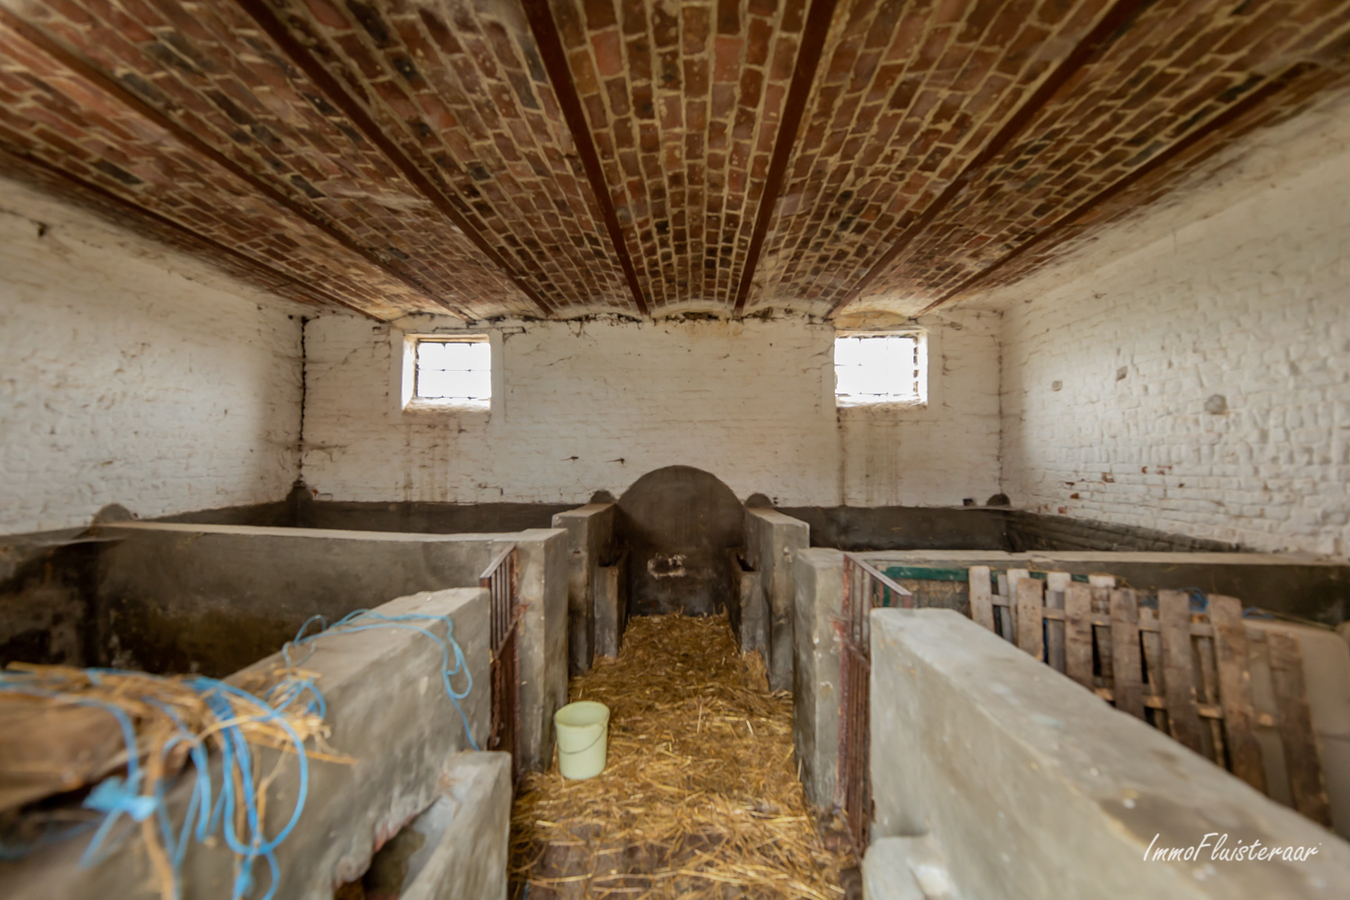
[409,335,491,408]
[834,332,926,406]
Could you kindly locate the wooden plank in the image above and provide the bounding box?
[1195,630,1224,764]
[1139,606,1169,734]
[1064,583,1095,689]
[1109,589,1145,719]
[996,573,1013,642]
[1091,585,1113,686]
[1045,572,1070,673]
[1210,595,1265,791]
[1016,576,1045,661]
[1268,630,1332,827]
[968,566,995,632]
[1007,568,1029,646]
[1159,590,1204,753]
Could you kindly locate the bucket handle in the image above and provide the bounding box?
[558,725,607,756]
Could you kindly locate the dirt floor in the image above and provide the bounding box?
[509,613,857,899]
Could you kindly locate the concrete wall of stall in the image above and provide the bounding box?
[551,503,617,675]
[744,508,809,692]
[793,547,1350,813]
[0,588,511,900]
[91,521,568,771]
[864,609,1350,899]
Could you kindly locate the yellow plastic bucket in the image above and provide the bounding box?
[554,701,610,780]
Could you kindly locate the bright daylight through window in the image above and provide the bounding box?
[834,332,926,406]
[413,336,491,407]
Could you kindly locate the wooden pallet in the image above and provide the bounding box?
[966,566,1332,828]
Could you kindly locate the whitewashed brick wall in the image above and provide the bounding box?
[302,311,1000,508]
[995,113,1350,557]
[840,310,1002,506]
[0,179,303,535]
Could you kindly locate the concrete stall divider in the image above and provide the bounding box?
[89,521,568,772]
[744,507,810,692]
[728,548,767,656]
[595,550,628,659]
[551,503,616,676]
[0,587,512,900]
[865,608,1350,899]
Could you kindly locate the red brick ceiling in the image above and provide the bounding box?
[1,0,1348,321]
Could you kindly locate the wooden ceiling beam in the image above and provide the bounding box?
[920,61,1334,312]
[230,0,556,318]
[519,0,648,317]
[826,0,1154,318]
[0,142,380,319]
[731,0,840,317]
[0,6,471,320]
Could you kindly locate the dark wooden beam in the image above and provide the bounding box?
[731,0,840,317]
[920,62,1328,312]
[827,0,1154,317]
[519,0,649,317]
[0,141,380,320]
[232,0,555,318]
[0,6,471,319]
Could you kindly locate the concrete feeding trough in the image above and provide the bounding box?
[0,520,569,773]
[1,587,512,900]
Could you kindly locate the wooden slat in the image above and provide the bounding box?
[1210,595,1266,792]
[1091,585,1113,686]
[1159,590,1204,753]
[1092,688,1276,726]
[1267,630,1333,827]
[1064,583,1095,690]
[1109,589,1145,719]
[1195,631,1224,764]
[1007,568,1029,646]
[1016,576,1045,661]
[1045,572,1070,673]
[996,573,1013,642]
[968,566,995,632]
[1139,606,1169,735]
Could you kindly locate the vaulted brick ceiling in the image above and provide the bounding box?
[2,0,1349,321]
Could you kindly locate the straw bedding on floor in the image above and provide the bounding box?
[509,613,851,899]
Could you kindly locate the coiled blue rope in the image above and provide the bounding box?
[0,605,477,898]
[282,608,480,753]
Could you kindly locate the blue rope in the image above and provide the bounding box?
[0,670,312,900]
[0,605,478,897]
[282,608,480,752]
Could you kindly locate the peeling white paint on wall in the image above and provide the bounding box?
[302,312,1001,508]
[0,178,303,535]
[991,99,1350,558]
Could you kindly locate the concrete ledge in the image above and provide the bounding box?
[1,587,491,900]
[870,608,1350,899]
[857,549,1349,624]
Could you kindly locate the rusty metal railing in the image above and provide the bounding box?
[838,553,913,855]
[481,544,521,781]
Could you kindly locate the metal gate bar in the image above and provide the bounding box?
[481,544,521,781]
[839,554,912,854]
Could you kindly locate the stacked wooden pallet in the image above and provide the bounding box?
[967,565,1332,829]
